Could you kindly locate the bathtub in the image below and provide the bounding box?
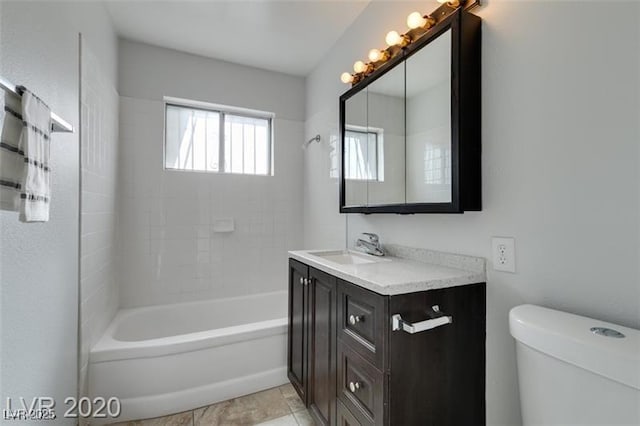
[88,291,288,423]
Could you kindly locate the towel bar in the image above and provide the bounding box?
[0,76,74,133]
[391,305,453,334]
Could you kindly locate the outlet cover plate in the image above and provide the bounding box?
[492,237,516,273]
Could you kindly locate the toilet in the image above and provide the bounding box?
[510,304,640,425]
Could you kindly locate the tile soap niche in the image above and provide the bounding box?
[212,218,235,233]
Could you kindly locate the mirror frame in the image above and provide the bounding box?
[339,9,481,214]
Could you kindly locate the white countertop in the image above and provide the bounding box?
[289,245,486,296]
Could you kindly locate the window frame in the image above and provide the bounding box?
[163,96,275,176]
[343,125,384,182]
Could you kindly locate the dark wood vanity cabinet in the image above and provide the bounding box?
[288,258,486,426]
[288,259,338,425]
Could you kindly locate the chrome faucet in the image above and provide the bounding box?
[356,233,385,257]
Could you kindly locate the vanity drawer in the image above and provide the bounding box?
[337,341,385,426]
[337,280,386,368]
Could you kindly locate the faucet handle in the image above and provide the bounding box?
[361,233,379,243]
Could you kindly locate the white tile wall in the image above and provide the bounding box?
[118,96,304,307]
[79,41,119,398]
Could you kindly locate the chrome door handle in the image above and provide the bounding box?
[391,305,452,334]
[349,381,361,392]
[299,277,304,285]
[349,314,362,325]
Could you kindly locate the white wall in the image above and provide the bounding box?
[79,38,120,399]
[117,40,305,307]
[304,1,640,425]
[0,2,117,424]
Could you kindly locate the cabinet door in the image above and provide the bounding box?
[388,283,486,425]
[337,400,362,426]
[288,259,309,404]
[309,268,337,426]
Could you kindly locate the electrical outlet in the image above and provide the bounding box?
[492,237,516,273]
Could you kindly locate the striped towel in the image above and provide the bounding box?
[0,91,24,212]
[0,86,52,222]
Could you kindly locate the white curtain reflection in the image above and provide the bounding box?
[345,130,378,180]
[424,144,451,185]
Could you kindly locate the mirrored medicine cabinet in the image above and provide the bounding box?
[339,9,481,214]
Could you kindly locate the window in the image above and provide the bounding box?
[164,98,273,175]
[344,128,383,181]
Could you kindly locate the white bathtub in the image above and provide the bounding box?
[88,291,288,423]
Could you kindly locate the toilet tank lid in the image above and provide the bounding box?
[509,304,640,390]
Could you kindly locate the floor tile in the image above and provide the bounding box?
[193,387,291,426]
[292,409,314,426]
[278,384,305,413]
[110,410,193,426]
[254,414,299,425]
[110,384,309,426]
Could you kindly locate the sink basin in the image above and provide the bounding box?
[308,250,388,265]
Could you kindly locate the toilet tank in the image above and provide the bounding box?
[510,304,640,426]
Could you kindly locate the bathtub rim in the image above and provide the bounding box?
[90,291,287,364]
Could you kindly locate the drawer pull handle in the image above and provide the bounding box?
[299,277,304,285]
[348,381,361,393]
[392,305,452,334]
[349,314,363,325]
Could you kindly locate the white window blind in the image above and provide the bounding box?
[165,101,273,175]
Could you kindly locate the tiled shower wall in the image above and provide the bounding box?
[117,41,305,308]
[79,40,119,397]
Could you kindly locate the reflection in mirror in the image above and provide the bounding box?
[365,62,405,206]
[343,88,368,207]
[406,29,452,203]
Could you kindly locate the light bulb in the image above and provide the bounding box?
[368,48,389,63]
[353,61,367,73]
[385,30,408,47]
[407,12,427,30]
[385,31,401,46]
[340,72,354,84]
[438,0,460,5]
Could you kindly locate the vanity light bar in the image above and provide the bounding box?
[339,0,475,86]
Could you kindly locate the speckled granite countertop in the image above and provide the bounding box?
[288,244,486,296]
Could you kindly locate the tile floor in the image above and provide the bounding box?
[110,384,314,426]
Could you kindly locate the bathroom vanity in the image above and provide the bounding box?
[287,247,486,426]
